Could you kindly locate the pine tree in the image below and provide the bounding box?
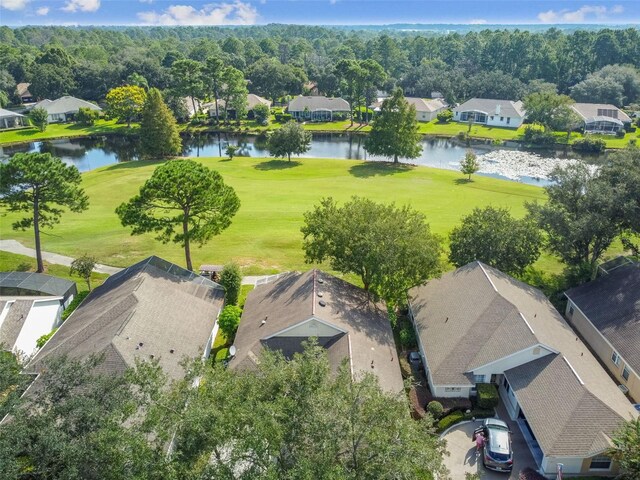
[364,88,422,163]
[139,88,182,159]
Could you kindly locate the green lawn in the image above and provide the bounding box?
[0,155,555,275]
[0,119,136,146]
[0,251,108,294]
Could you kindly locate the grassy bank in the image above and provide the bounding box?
[2,116,635,149]
[0,119,137,146]
[0,155,554,275]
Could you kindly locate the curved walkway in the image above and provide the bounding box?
[0,239,123,275]
[0,239,278,285]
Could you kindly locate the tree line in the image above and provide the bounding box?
[2,25,640,109]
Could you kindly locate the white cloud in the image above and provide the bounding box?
[0,0,30,11]
[61,0,100,12]
[329,0,338,5]
[469,18,487,25]
[138,1,258,25]
[538,4,624,23]
[36,5,49,15]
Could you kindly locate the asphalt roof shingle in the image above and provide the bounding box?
[565,263,640,374]
[229,270,404,392]
[453,98,525,118]
[288,96,350,112]
[28,256,224,381]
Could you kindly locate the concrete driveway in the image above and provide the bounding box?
[441,420,537,479]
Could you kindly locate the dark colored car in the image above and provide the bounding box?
[407,351,423,369]
[474,418,513,473]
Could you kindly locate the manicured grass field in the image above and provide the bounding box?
[0,251,108,294]
[0,156,551,275]
[0,119,136,146]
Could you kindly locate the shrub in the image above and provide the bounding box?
[476,383,499,409]
[274,113,293,123]
[218,305,242,340]
[333,112,348,121]
[76,107,100,126]
[214,347,229,363]
[615,129,625,138]
[427,401,444,418]
[399,324,417,348]
[436,109,453,123]
[36,328,58,349]
[253,103,270,126]
[399,355,412,379]
[29,107,48,132]
[61,291,90,321]
[220,263,242,305]
[523,125,555,146]
[388,306,398,329]
[437,411,465,432]
[572,136,606,153]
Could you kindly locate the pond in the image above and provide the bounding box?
[0,132,598,186]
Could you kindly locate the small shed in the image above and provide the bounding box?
[199,264,224,281]
[0,108,26,130]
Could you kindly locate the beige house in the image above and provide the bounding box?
[570,103,632,134]
[371,97,447,122]
[229,270,404,393]
[564,262,640,403]
[409,262,638,477]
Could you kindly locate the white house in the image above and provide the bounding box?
[287,96,350,122]
[570,103,632,134]
[31,96,101,123]
[0,272,77,357]
[408,262,638,477]
[453,98,525,128]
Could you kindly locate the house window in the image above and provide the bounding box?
[506,117,511,124]
[473,375,485,383]
[500,116,504,122]
[444,387,462,393]
[589,456,612,470]
[611,351,621,366]
[490,116,494,120]
[568,305,574,317]
[622,365,630,381]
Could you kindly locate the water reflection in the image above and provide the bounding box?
[0,132,588,186]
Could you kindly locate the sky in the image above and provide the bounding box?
[1,0,639,26]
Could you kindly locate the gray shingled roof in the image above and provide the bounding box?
[288,96,350,112]
[571,103,632,123]
[410,261,637,458]
[505,355,625,457]
[453,98,525,118]
[0,272,76,299]
[0,300,33,349]
[565,263,640,375]
[27,256,224,380]
[229,270,403,393]
[33,96,101,115]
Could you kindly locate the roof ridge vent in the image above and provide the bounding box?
[563,356,585,386]
[477,262,498,292]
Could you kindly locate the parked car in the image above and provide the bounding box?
[407,351,422,369]
[474,418,513,473]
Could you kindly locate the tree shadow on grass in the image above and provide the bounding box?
[349,161,414,178]
[254,159,302,170]
[454,178,473,185]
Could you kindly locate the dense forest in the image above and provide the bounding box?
[1,25,639,109]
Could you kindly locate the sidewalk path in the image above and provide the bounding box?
[1,239,286,285]
[0,239,123,275]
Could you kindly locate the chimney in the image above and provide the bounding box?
[495,104,501,115]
